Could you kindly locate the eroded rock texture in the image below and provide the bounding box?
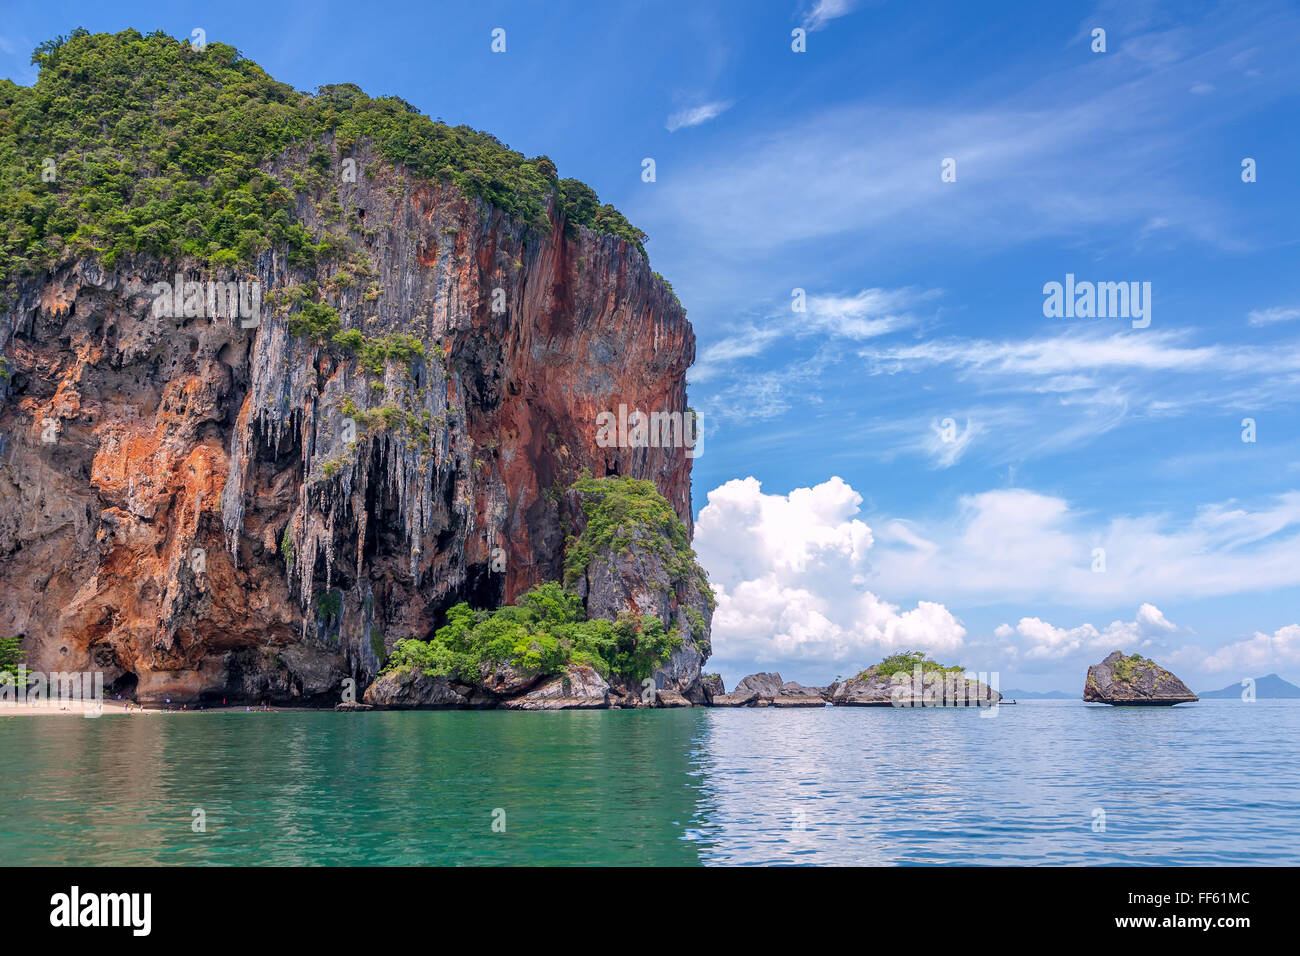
[1083,651,1197,705]
[0,144,700,705]
[569,504,714,703]
[712,672,828,707]
[826,667,1000,707]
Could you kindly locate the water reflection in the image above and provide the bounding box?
[0,710,712,865]
[692,702,1300,865]
[2,701,1298,865]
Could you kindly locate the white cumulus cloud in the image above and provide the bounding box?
[693,476,1300,686]
[869,488,1300,607]
[996,603,1177,661]
[694,477,966,678]
[1169,624,1300,675]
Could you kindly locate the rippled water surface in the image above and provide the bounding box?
[2,700,1296,865]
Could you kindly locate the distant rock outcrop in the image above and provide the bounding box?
[700,673,725,702]
[827,663,1000,707]
[1083,651,1197,705]
[711,672,827,707]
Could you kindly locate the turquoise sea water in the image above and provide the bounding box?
[2,700,1297,865]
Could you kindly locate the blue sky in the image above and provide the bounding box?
[6,0,1300,691]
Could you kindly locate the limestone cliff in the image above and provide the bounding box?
[0,37,705,705]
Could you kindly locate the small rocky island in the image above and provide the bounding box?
[705,652,1000,708]
[827,651,1001,707]
[1083,651,1198,705]
[710,672,827,707]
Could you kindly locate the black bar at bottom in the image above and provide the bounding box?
[13,865,1279,944]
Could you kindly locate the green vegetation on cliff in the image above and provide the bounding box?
[332,330,424,374]
[0,28,647,286]
[383,582,680,684]
[563,475,715,611]
[0,636,23,683]
[866,650,965,679]
[383,476,710,688]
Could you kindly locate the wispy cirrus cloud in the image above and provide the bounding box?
[924,416,983,469]
[665,100,732,132]
[692,316,1300,477]
[859,328,1300,378]
[692,350,834,423]
[801,0,858,32]
[1247,306,1300,326]
[851,327,1300,461]
[691,285,938,385]
[635,4,1300,262]
[801,287,938,339]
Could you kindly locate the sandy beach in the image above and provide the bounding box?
[0,699,319,717]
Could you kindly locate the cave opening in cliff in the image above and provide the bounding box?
[424,561,504,636]
[105,671,138,698]
[462,560,504,611]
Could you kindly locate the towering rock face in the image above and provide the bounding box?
[0,141,700,704]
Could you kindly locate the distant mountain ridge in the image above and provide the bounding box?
[1003,688,1073,699]
[1198,674,1300,699]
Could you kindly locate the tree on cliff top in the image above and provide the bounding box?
[0,28,648,287]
